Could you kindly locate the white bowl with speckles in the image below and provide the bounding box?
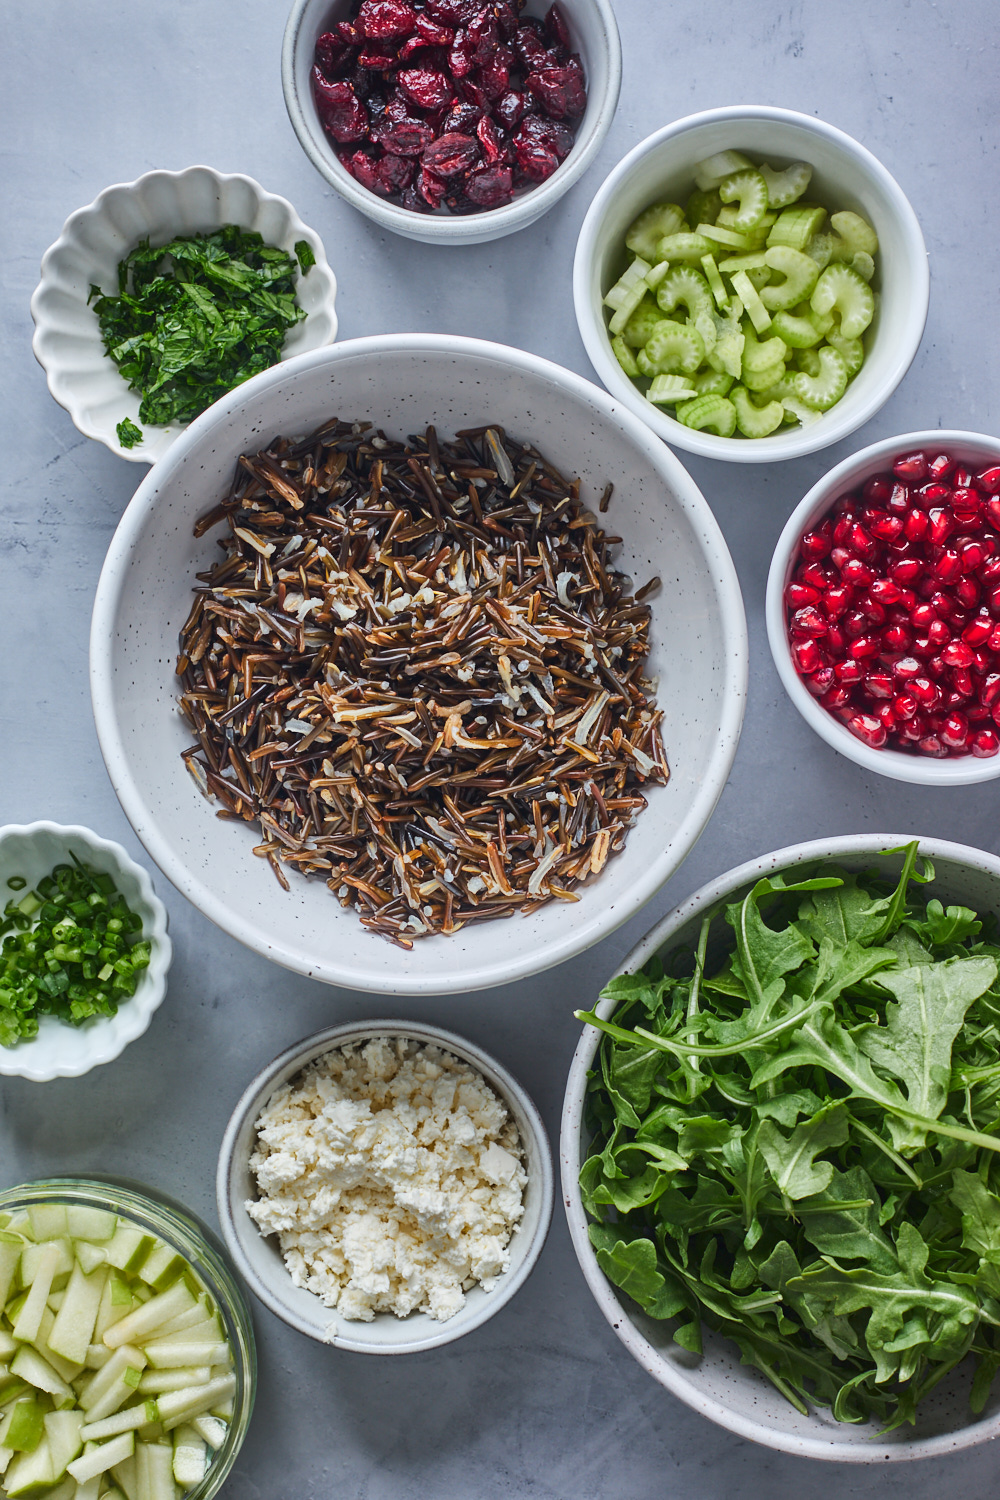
[217,1019,553,1352]
[561,834,1000,1461]
[0,822,171,1082]
[30,165,338,465]
[89,334,747,994]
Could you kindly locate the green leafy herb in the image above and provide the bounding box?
[89,225,307,430]
[576,844,1000,1429]
[0,857,150,1045]
[116,417,144,449]
[294,238,316,273]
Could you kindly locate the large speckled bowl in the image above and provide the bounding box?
[89,334,746,994]
[561,835,1000,1461]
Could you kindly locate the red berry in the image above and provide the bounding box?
[313,74,370,141]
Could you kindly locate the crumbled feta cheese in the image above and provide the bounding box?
[246,1038,527,1324]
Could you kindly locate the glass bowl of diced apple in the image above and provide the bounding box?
[0,1178,255,1500]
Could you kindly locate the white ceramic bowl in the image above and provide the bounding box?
[574,105,929,463]
[217,1019,553,1352]
[89,333,748,995]
[30,166,339,465]
[767,429,1000,785]
[281,0,621,246]
[561,833,1000,1462]
[0,822,171,1082]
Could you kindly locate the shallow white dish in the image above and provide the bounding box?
[767,429,1000,785]
[89,333,747,995]
[217,1019,553,1353]
[0,822,171,1082]
[574,105,929,463]
[561,834,1000,1461]
[30,165,339,465]
[282,0,621,246]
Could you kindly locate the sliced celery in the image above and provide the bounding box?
[760,247,820,311]
[619,296,667,348]
[759,160,812,208]
[717,169,769,231]
[731,386,784,437]
[654,232,715,263]
[810,263,875,338]
[625,204,685,261]
[730,271,771,334]
[643,320,705,375]
[675,394,737,437]
[646,375,698,404]
[791,345,849,409]
[700,255,729,309]
[694,150,754,190]
[611,335,640,378]
[654,266,713,322]
[830,210,879,256]
[766,204,827,251]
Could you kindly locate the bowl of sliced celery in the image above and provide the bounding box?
[0,1178,255,1499]
[573,106,929,462]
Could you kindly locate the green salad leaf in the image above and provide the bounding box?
[89,225,309,431]
[577,843,1000,1428]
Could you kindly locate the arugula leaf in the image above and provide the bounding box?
[757,1102,849,1200]
[588,1227,688,1319]
[797,1166,898,1272]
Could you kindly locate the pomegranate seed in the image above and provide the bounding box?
[886,481,910,514]
[881,623,912,652]
[917,481,952,508]
[786,581,821,608]
[971,650,991,675]
[793,639,825,674]
[833,513,856,546]
[849,634,880,661]
[918,734,948,757]
[910,677,940,707]
[831,546,852,571]
[823,584,853,618]
[954,466,974,489]
[800,529,832,560]
[847,712,887,748]
[863,476,893,506]
[980,674,1000,707]
[791,605,828,637]
[849,524,877,560]
[894,452,927,482]
[869,515,904,543]
[927,655,946,679]
[927,453,955,481]
[904,508,930,542]
[976,466,1000,495]
[950,667,974,698]
[963,614,994,647]
[869,578,902,605]
[927,619,952,647]
[892,692,918,720]
[890,557,923,585]
[826,625,845,654]
[953,485,982,511]
[899,715,927,741]
[876,704,897,731]
[969,702,991,722]
[896,588,917,611]
[862,599,888,630]
[957,576,982,608]
[911,634,936,659]
[865,670,894,699]
[843,608,869,639]
[988,625,1000,652]
[834,659,864,684]
[986,498,1000,530]
[893,656,921,680]
[910,602,937,630]
[972,729,1000,757]
[993,699,1000,728]
[933,549,962,582]
[929,507,955,545]
[800,562,831,590]
[941,712,969,748]
[941,640,975,668]
[806,666,834,697]
[961,541,988,572]
[982,557,1000,585]
[842,558,876,586]
[821,685,852,711]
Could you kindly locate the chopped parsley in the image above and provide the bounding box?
[116,417,144,449]
[89,225,311,430]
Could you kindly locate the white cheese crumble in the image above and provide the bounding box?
[246,1037,527,1325]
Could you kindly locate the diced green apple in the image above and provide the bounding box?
[42,1409,84,1478]
[80,1346,147,1423]
[137,1367,210,1395]
[66,1430,135,1486]
[64,1209,117,1244]
[48,1263,108,1365]
[0,1236,24,1310]
[27,1207,68,1243]
[12,1244,63,1343]
[3,1434,54,1496]
[10,1348,75,1406]
[103,1283,198,1352]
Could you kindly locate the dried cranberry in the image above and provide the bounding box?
[418,165,448,207]
[398,66,455,110]
[416,14,455,44]
[495,89,530,132]
[313,73,369,142]
[315,32,352,79]
[357,0,418,38]
[476,114,509,163]
[475,46,512,101]
[358,45,401,69]
[448,30,477,77]
[335,20,362,44]
[514,114,574,170]
[515,19,549,68]
[343,148,387,194]
[544,2,573,49]
[464,163,514,206]
[526,59,587,120]
[373,103,436,155]
[442,100,484,133]
[456,76,489,109]
[494,1,518,41]
[422,131,481,177]
[424,0,476,22]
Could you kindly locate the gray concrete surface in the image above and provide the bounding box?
[2,1,999,1495]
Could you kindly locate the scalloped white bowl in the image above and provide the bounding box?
[0,823,171,1082]
[30,166,339,465]
[561,834,1000,1461]
[574,106,929,463]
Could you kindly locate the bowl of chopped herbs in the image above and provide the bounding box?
[31,166,338,464]
[0,822,171,1081]
[561,835,1000,1459]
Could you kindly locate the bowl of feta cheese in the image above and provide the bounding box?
[216,1020,553,1352]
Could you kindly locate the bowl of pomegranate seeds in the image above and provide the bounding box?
[767,431,1000,783]
[282,0,621,244]
[574,106,929,462]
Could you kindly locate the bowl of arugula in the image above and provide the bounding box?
[31,165,338,465]
[561,835,1000,1460]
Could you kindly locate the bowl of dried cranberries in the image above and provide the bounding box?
[282,0,621,244]
[767,431,1000,784]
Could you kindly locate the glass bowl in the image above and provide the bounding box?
[0,1176,256,1500]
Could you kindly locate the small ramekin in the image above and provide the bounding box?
[0,822,171,1082]
[281,0,621,246]
[30,165,338,465]
[574,105,929,463]
[766,429,1000,785]
[217,1020,553,1353]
